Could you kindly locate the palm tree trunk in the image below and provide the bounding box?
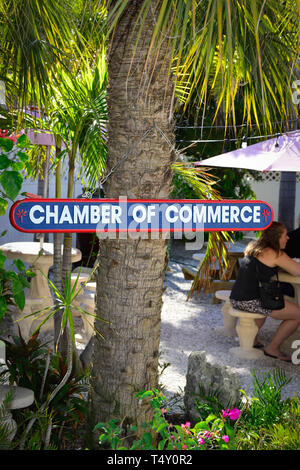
[88,0,175,443]
[34,149,50,242]
[53,140,63,348]
[57,150,76,358]
[62,150,75,283]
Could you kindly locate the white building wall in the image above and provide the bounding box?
[0,164,83,246]
[249,172,300,228]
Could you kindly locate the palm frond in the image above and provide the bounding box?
[171,162,234,298]
[106,0,300,132]
[0,0,78,109]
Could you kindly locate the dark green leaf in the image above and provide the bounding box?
[141,432,153,447]
[11,161,24,171]
[14,259,25,271]
[0,138,13,152]
[0,154,11,170]
[17,151,29,163]
[12,279,25,310]
[0,252,6,268]
[17,134,30,149]
[4,270,18,280]
[0,171,23,200]
[18,276,30,288]
[0,297,7,319]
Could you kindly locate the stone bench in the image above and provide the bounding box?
[214,290,237,337]
[228,306,265,359]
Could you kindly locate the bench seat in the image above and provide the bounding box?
[228,306,265,359]
[214,290,237,337]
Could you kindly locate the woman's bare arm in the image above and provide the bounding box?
[275,251,300,276]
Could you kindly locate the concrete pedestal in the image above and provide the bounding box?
[0,385,34,441]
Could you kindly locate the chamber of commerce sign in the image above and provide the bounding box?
[10,197,274,233]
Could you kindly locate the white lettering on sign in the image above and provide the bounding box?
[29,204,124,225]
[27,203,262,227]
[74,205,89,224]
[29,205,45,224]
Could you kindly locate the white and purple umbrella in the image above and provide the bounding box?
[195,130,300,172]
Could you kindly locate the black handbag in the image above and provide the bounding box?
[256,263,284,310]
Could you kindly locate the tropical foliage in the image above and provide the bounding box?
[0,330,88,449]
[94,368,300,451]
[0,133,35,320]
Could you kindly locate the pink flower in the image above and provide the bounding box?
[203,431,212,439]
[160,408,167,414]
[222,408,241,420]
[180,422,191,433]
[222,435,229,443]
[228,408,241,420]
[182,445,188,450]
[198,437,205,445]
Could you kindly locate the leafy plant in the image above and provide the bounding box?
[0,131,35,321]
[94,389,236,450]
[94,369,300,452]
[0,330,88,449]
[0,250,35,321]
[0,132,31,208]
[0,387,14,449]
[19,266,107,346]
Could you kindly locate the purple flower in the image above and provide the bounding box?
[222,435,229,443]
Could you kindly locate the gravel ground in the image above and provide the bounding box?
[159,240,300,404]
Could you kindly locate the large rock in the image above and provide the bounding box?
[184,351,242,422]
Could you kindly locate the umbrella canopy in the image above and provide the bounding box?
[195,130,300,172]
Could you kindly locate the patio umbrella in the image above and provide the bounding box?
[195,130,300,172]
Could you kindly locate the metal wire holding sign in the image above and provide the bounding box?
[99,125,157,186]
[81,124,174,198]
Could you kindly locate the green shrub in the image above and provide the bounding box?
[0,330,88,449]
[95,389,236,450]
[94,368,300,451]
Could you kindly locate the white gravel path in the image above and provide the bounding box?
[159,260,300,402]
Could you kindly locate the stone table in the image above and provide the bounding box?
[0,242,82,339]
